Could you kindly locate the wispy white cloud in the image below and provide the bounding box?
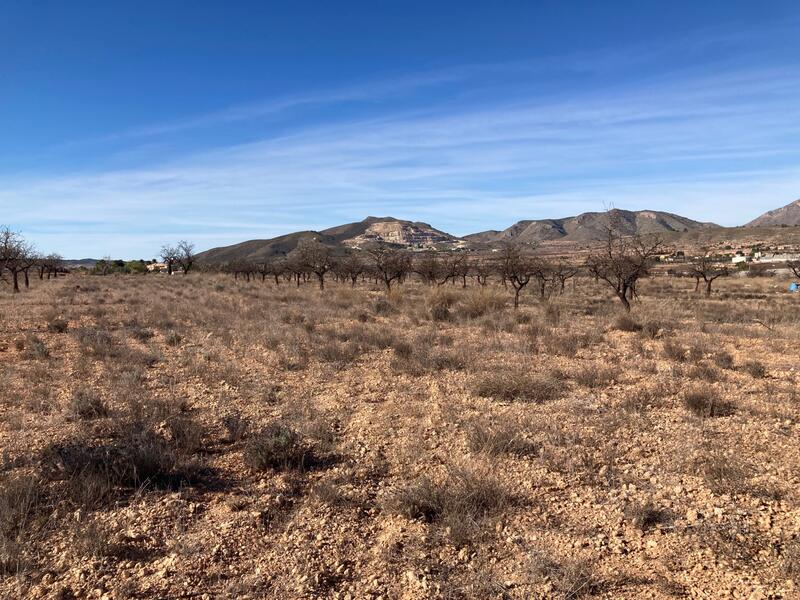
[3,34,799,257]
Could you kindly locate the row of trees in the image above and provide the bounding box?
[220,229,744,311]
[0,224,740,310]
[0,227,64,293]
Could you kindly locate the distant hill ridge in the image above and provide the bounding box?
[195,216,461,264]
[196,202,800,264]
[746,199,800,227]
[465,208,718,244]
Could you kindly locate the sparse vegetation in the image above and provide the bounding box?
[474,370,562,403]
[1,256,797,598]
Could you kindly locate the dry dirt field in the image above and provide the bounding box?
[1,272,799,599]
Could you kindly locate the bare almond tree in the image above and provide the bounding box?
[688,256,729,297]
[414,253,442,285]
[0,226,30,293]
[472,259,493,286]
[585,222,662,312]
[498,242,538,309]
[160,244,179,275]
[787,260,800,279]
[366,245,412,291]
[293,238,331,289]
[552,259,579,294]
[335,253,365,286]
[176,241,196,275]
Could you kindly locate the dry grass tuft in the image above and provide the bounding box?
[474,370,563,403]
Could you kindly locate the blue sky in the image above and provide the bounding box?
[1,1,799,258]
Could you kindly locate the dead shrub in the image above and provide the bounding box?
[614,314,642,332]
[68,389,108,420]
[75,328,116,358]
[713,351,735,370]
[686,363,720,383]
[640,320,661,339]
[741,360,766,378]
[624,501,673,531]
[316,340,361,367]
[391,342,469,375]
[46,318,69,333]
[22,334,49,360]
[683,388,735,418]
[40,427,196,507]
[426,289,456,322]
[128,325,153,342]
[543,303,560,326]
[620,386,668,413]
[571,364,618,389]
[528,552,601,598]
[221,411,250,443]
[278,338,309,371]
[0,473,47,576]
[165,330,182,347]
[782,538,800,579]
[474,371,562,403]
[465,419,535,456]
[0,473,47,541]
[459,289,505,319]
[243,424,313,472]
[429,303,451,322]
[385,464,510,545]
[531,330,601,357]
[698,450,751,496]
[373,297,395,316]
[662,340,686,362]
[166,416,204,454]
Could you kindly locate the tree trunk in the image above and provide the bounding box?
[317,273,324,290]
[617,289,631,311]
[513,287,521,309]
[705,280,712,297]
[12,270,19,293]
[23,270,30,288]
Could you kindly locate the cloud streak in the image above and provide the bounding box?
[3,34,800,257]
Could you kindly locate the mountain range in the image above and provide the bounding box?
[191,200,798,264]
[745,199,800,227]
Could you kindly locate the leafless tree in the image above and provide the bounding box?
[176,241,196,274]
[335,253,365,286]
[530,258,555,299]
[498,242,538,308]
[414,253,442,285]
[688,256,729,297]
[453,254,471,288]
[585,223,662,312]
[787,260,800,279]
[284,251,307,287]
[19,251,39,289]
[160,244,179,275]
[551,259,579,294]
[269,256,287,284]
[0,226,30,293]
[366,245,412,291]
[38,253,63,279]
[291,238,331,289]
[472,259,493,286]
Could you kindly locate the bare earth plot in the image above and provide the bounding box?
[0,273,799,599]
